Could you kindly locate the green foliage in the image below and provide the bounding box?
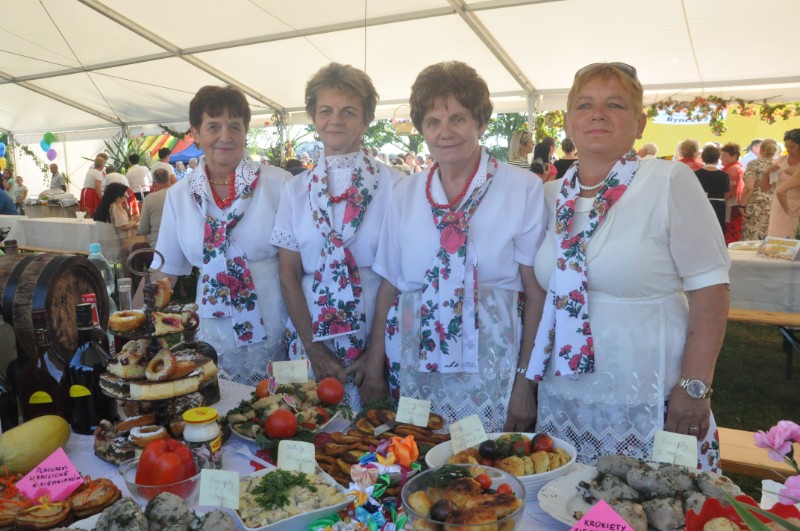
[533,111,565,143]
[361,120,425,154]
[100,134,152,173]
[16,144,49,183]
[485,113,528,161]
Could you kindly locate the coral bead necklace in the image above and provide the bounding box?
[425,157,481,210]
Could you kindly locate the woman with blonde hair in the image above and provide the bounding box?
[740,138,778,240]
[508,130,533,168]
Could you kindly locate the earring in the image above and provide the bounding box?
[313,132,320,141]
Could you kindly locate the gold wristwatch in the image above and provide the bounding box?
[676,376,713,399]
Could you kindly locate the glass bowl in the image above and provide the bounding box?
[401,464,526,529]
[118,450,211,506]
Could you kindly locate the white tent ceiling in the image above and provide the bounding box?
[2,0,800,136]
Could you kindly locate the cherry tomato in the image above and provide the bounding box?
[475,473,492,490]
[512,440,531,457]
[264,409,298,439]
[255,379,271,399]
[317,377,345,405]
[497,483,513,495]
[478,457,495,467]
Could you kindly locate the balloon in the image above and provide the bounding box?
[43,132,55,144]
[0,158,5,171]
[46,148,57,161]
[0,142,5,157]
[40,139,50,151]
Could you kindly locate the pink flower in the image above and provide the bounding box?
[754,420,800,462]
[317,295,328,306]
[329,317,352,336]
[345,346,362,360]
[349,464,379,489]
[440,225,466,254]
[561,234,581,250]
[569,290,585,304]
[435,321,446,342]
[568,354,582,371]
[779,475,800,505]
[602,185,627,204]
[343,198,361,224]
[580,337,594,356]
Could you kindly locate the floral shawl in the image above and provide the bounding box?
[307,147,378,356]
[527,150,639,380]
[189,157,267,347]
[418,151,498,373]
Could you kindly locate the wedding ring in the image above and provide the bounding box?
[688,426,699,431]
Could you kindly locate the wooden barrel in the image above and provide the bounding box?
[0,253,109,367]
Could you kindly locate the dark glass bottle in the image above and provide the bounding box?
[66,304,118,434]
[17,310,69,422]
[173,328,220,405]
[0,374,18,432]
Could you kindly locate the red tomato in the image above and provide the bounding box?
[255,379,271,399]
[478,457,495,467]
[264,409,298,439]
[317,377,345,405]
[135,439,197,500]
[475,473,492,490]
[512,440,531,457]
[497,483,513,495]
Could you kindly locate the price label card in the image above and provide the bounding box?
[651,429,698,468]
[395,396,432,427]
[450,415,488,454]
[199,470,239,509]
[571,499,634,531]
[277,440,316,474]
[271,360,309,384]
[17,448,83,501]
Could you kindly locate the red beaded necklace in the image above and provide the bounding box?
[425,157,481,210]
[329,187,351,204]
[209,171,236,209]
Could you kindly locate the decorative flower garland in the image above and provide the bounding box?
[157,124,189,140]
[16,144,51,182]
[646,97,800,136]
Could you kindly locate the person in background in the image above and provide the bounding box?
[678,139,703,170]
[300,152,313,169]
[533,137,558,180]
[13,176,27,215]
[80,155,105,217]
[3,172,17,201]
[126,154,152,202]
[174,160,187,180]
[508,130,534,169]
[0,185,18,215]
[284,158,305,176]
[695,145,730,233]
[526,62,729,468]
[530,158,547,180]
[93,182,138,239]
[368,61,546,432]
[767,129,800,238]
[150,147,176,185]
[740,138,762,169]
[741,138,778,241]
[148,84,290,385]
[270,62,403,410]
[553,137,578,178]
[49,163,67,192]
[425,153,434,168]
[138,168,171,247]
[185,157,198,178]
[416,155,426,171]
[638,142,658,159]
[405,152,420,174]
[721,142,744,244]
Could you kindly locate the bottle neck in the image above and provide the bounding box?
[118,289,132,312]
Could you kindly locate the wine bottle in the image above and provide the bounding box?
[17,310,69,422]
[65,304,118,434]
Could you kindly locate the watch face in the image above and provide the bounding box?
[686,380,707,398]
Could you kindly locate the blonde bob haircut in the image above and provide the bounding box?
[509,130,532,160]
[305,62,378,124]
[567,63,644,114]
[759,139,778,159]
[410,61,493,132]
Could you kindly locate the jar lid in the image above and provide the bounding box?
[183,406,218,424]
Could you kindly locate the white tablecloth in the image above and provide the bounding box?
[4,217,121,260]
[729,248,800,313]
[0,214,20,231]
[64,379,569,529]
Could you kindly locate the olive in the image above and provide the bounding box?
[478,439,499,459]
[430,499,458,522]
[483,488,497,494]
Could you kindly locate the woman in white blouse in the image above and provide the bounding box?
[151,85,290,385]
[366,62,547,432]
[270,63,403,410]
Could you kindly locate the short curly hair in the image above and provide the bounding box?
[409,61,493,131]
[305,63,378,124]
[189,85,251,130]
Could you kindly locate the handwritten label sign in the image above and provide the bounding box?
[199,469,239,509]
[17,448,83,501]
[571,499,634,531]
[395,396,432,427]
[271,360,309,384]
[758,237,800,261]
[651,429,698,468]
[277,440,316,474]
[450,415,489,454]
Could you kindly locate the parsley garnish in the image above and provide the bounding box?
[428,465,473,487]
[251,470,317,511]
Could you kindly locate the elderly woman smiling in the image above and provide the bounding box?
[366,61,547,432]
[270,63,403,410]
[525,63,730,468]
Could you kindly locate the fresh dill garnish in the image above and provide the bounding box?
[428,465,473,487]
[251,470,317,511]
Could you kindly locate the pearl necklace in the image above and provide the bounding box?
[577,178,606,191]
